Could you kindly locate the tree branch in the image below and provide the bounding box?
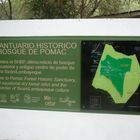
[87,0,103,17]
[58,0,68,18]
[80,0,85,18]
[0,0,9,18]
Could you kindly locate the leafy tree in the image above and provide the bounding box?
[0,0,140,19]
[121,0,140,12]
[25,0,122,18]
[25,0,140,19]
[0,0,12,19]
[12,0,28,19]
[97,0,122,16]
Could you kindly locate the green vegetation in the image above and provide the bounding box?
[0,0,140,19]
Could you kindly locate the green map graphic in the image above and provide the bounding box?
[92,44,140,103]
[101,55,132,97]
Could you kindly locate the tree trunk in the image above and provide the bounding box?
[8,0,12,19]
[80,0,85,18]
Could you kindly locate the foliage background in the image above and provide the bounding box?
[0,0,140,19]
